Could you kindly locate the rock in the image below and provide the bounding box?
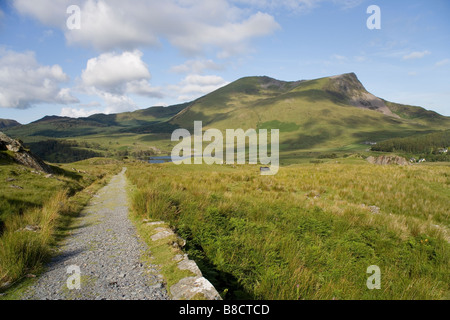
[171,236,187,249]
[0,131,53,174]
[170,276,222,300]
[145,221,165,226]
[0,132,21,152]
[369,206,380,214]
[177,257,203,277]
[15,225,41,233]
[172,254,186,262]
[10,185,23,189]
[151,228,175,241]
[23,225,41,232]
[366,155,410,166]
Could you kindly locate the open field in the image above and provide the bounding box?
[127,160,450,300]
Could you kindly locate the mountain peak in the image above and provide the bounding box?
[330,72,358,79]
[326,72,399,117]
[32,115,68,124]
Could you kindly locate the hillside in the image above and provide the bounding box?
[4,73,450,163]
[4,103,189,162]
[169,73,449,161]
[6,103,188,138]
[0,131,52,173]
[0,119,21,130]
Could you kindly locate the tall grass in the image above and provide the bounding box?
[0,190,67,284]
[0,159,121,290]
[127,162,449,300]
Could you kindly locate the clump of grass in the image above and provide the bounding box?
[0,190,68,286]
[127,162,449,300]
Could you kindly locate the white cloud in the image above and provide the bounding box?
[125,79,164,98]
[13,0,74,26]
[100,92,139,114]
[170,74,229,102]
[435,59,450,67]
[232,0,362,13]
[13,0,280,57]
[232,0,321,13]
[60,107,102,118]
[81,51,151,92]
[169,11,280,57]
[78,101,102,108]
[77,50,163,114]
[402,50,431,60]
[0,49,78,109]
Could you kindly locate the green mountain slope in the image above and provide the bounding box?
[0,119,21,129]
[4,73,449,163]
[170,73,449,157]
[6,103,188,139]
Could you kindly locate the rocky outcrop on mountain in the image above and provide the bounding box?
[366,155,410,166]
[0,131,52,173]
[328,73,400,118]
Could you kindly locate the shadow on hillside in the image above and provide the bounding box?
[48,165,83,181]
[171,110,232,129]
[282,129,339,150]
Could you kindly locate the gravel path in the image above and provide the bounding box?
[21,168,169,300]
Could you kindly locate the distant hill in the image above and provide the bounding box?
[0,119,21,129]
[4,73,450,162]
[7,103,189,138]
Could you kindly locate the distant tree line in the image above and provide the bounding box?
[371,130,449,161]
[130,149,157,159]
[27,140,104,163]
[27,139,160,163]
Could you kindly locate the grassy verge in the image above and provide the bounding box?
[126,160,449,300]
[0,157,122,296]
[127,183,204,298]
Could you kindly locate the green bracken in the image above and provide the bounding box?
[126,160,449,300]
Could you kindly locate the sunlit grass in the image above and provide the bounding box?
[0,158,121,290]
[127,161,449,300]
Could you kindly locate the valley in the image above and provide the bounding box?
[3,73,449,164]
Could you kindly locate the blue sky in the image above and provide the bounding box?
[0,0,449,124]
